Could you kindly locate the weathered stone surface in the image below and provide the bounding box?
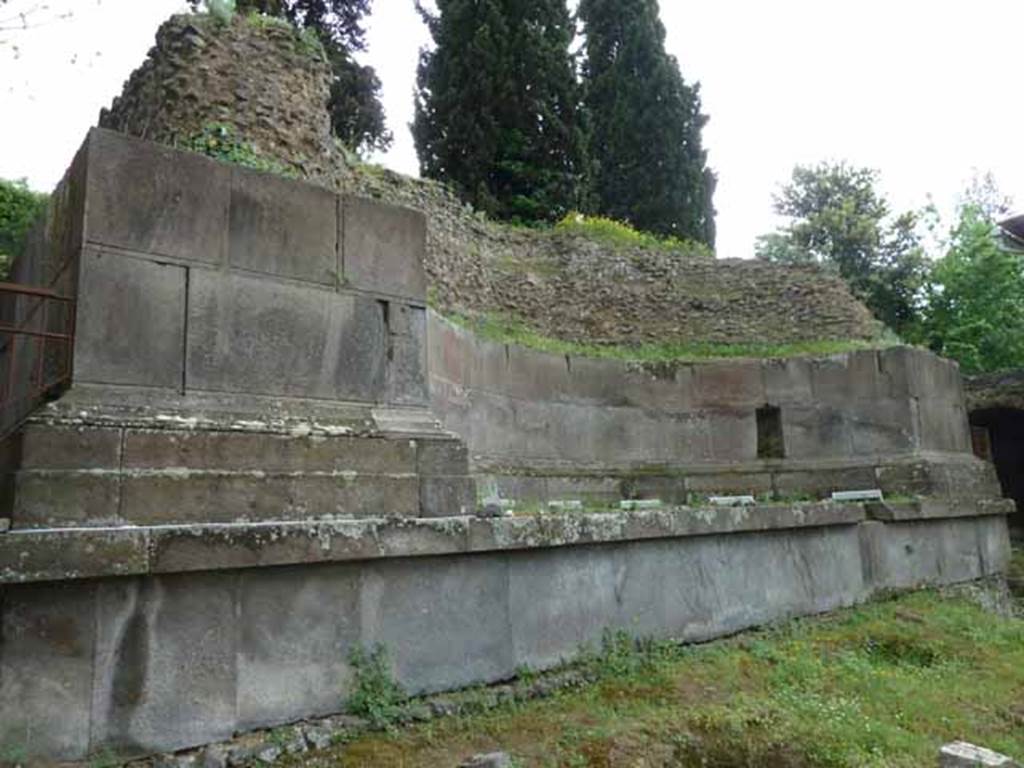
[90,573,238,755]
[10,470,121,528]
[686,471,772,497]
[84,128,229,263]
[384,303,429,405]
[859,515,1010,591]
[12,423,122,470]
[237,564,360,729]
[342,195,426,302]
[417,438,469,476]
[361,555,516,694]
[186,271,386,401]
[74,249,187,389]
[0,582,96,761]
[419,475,475,518]
[122,430,416,474]
[692,359,764,407]
[228,166,337,286]
[0,527,147,583]
[120,472,419,524]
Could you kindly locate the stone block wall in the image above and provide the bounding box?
[0,502,1011,760]
[60,128,427,407]
[428,313,991,504]
[1,128,475,526]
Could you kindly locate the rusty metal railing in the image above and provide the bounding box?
[0,281,75,440]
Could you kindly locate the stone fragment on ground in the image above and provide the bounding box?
[460,752,512,768]
[939,741,1021,767]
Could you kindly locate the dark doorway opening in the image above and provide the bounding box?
[757,405,784,460]
[970,407,1024,538]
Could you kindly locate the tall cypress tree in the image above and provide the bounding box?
[413,0,586,223]
[579,0,715,245]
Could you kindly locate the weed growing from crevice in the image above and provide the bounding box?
[180,123,300,178]
[346,644,406,729]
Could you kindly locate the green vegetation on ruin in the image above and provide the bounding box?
[446,310,892,364]
[179,122,301,178]
[281,589,1024,768]
[553,213,713,257]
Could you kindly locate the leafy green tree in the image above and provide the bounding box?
[756,162,928,336]
[578,0,714,245]
[0,178,48,276]
[413,0,588,223]
[915,205,1024,374]
[191,0,391,154]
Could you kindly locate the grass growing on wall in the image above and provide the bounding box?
[446,310,890,363]
[554,212,712,257]
[281,590,1024,768]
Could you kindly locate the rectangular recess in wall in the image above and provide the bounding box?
[756,405,785,460]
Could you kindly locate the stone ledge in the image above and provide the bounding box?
[0,502,872,585]
[865,498,1015,522]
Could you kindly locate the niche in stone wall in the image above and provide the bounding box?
[757,405,785,460]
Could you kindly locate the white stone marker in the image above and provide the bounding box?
[939,741,1021,768]
[708,495,756,507]
[831,489,884,502]
[618,499,663,511]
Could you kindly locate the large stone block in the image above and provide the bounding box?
[773,465,877,498]
[686,471,773,497]
[120,473,420,524]
[508,546,622,669]
[74,250,187,389]
[692,359,764,407]
[89,573,238,756]
[846,398,917,455]
[228,166,337,286]
[384,303,428,406]
[917,398,971,453]
[762,357,813,404]
[122,429,416,474]
[10,470,121,528]
[809,351,883,403]
[84,128,229,264]
[186,271,386,401]
[237,564,361,729]
[707,408,757,461]
[342,196,426,302]
[0,581,97,761]
[419,475,476,517]
[14,423,122,470]
[360,554,515,694]
[781,405,852,460]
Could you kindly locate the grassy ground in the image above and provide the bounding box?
[281,589,1024,768]
[445,310,890,364]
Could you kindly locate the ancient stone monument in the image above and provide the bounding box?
[0,12,1015,764]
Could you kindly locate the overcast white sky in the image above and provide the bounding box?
[1,0,1022,258]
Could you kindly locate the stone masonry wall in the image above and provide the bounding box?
[99,14,337,179]
[99,11,881,348]
[428,312,996,504]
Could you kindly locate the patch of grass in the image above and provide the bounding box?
[446,310,888,364]
[282,591,1024,767]
[554,212,712,257]
[1010,546,1024,583]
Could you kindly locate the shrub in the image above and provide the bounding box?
[0,178,48,278]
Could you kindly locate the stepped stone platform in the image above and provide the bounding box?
[0,130,1013,763]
